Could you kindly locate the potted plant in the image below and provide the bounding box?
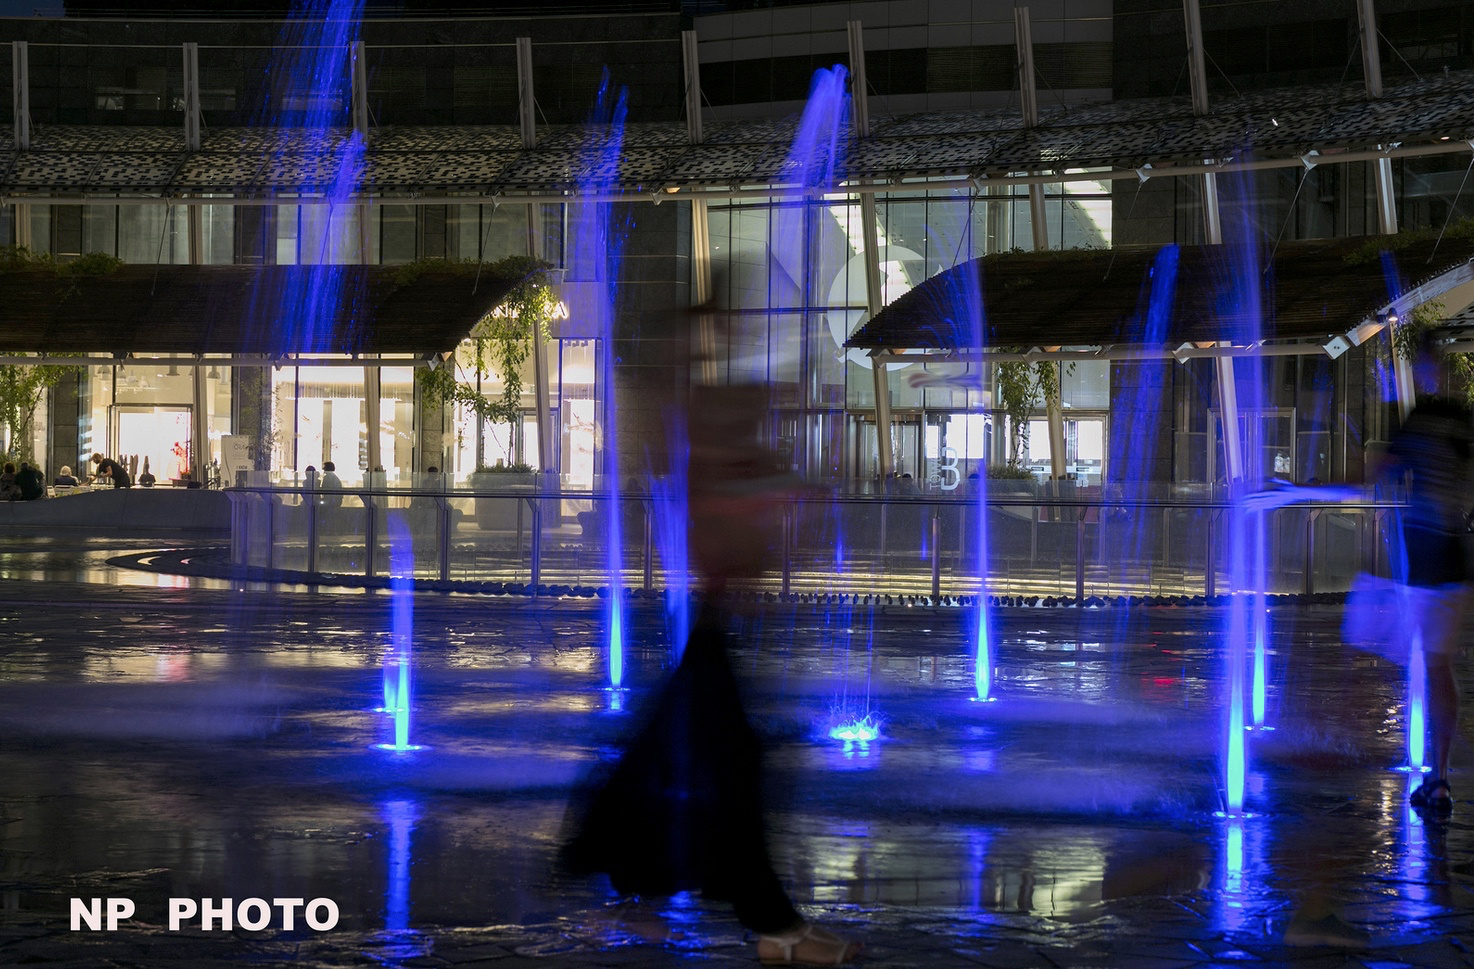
[467,460,536,531]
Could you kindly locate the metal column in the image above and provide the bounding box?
[515,38,555,476]
[351,41,372,264]
[1356,0,1416,420]
[516,38,536,150]
[12,41,29,247]
[849,21,893,481]
[364,366,382,477]
[1183,0,1244,483]
[185,44,209,486]
[1015,8,1066,480]
[11,41,28,150]
[684,30,718,385]
[183,42,201,152]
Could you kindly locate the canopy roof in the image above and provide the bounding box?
[3,69,1474,198]
[0,264,524,356]
[844,235,1474,354]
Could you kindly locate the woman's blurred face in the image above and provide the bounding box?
[687,384,785,585]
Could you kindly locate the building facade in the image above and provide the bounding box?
[2,0,1472,491]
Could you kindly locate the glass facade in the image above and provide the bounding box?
[706,178,1113,486]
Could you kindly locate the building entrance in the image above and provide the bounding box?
[112,404,192,483]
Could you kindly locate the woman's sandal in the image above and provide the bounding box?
[1410,777,1454,816]
[757,922,862,966]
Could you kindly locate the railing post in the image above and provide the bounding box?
[229,493,244,566]
[643,498,653,592]
[437,494,451,582]
[781,505,792,598]
[529,496,541,595]
[1075,506,1086,603]
[1304,507,1321,595]
[364,491,376,579]
[1373,508,1387,577]
[931,504,941,599]
[1205,508,1218,598]
[264,494,275,571]
[306,487,317,575]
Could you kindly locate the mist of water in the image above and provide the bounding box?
[567,70,629,689]
[651,414,690,661]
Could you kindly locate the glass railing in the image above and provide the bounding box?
[226,480,1407,600]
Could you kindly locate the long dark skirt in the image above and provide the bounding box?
[561,610,799,933]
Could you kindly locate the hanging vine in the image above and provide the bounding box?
[416,256,556,428]
[1389,300,1474,407]
[994,357,1064,471]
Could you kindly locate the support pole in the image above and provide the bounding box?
[1356,0,1416,420]
[516,37,536,150]
[182,43,201,152]
[849,20,893,481]
[1183,0,1245,484]
[12,41,29,150]
[1014,9,1065,480]
[516,37,555,479]
[1358,0,1383,98]
[684,30,718,385]
[365,366,382,478]
[12,41,29,248]
[351,41,371,264]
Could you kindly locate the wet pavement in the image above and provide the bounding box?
[1,539,1473,967]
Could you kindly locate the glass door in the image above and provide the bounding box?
[112,404,192,483]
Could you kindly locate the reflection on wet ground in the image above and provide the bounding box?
[0,540,1472,966]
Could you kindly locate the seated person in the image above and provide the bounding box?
[15,462,44,501]
[0,463,17,500]
[138,470,157,487]
[53,465,78,487]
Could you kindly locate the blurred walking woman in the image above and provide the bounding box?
[561,385,861,966]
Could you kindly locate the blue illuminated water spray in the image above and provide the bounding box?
[651,416,691,661]
[377,516,419,752]
[568,70,629,695]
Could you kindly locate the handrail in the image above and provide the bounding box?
[226,482,1401,599]
[223,483,1407,511]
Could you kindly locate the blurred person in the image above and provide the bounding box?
[52,465,78,487]
[1380,334,1472,816]
[319,461,343,506]
[15,461,44,501]
[0,462,18,500]
[561,383,862,966]
[1246,332,1471,817]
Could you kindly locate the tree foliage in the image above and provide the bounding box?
[0,358,81,463]
[416,256,556,427]
[1390,300,1474,407]
[995,358,1063,469]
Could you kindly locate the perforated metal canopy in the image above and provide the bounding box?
[844,236,1474,354]
[3,69,1474,198]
